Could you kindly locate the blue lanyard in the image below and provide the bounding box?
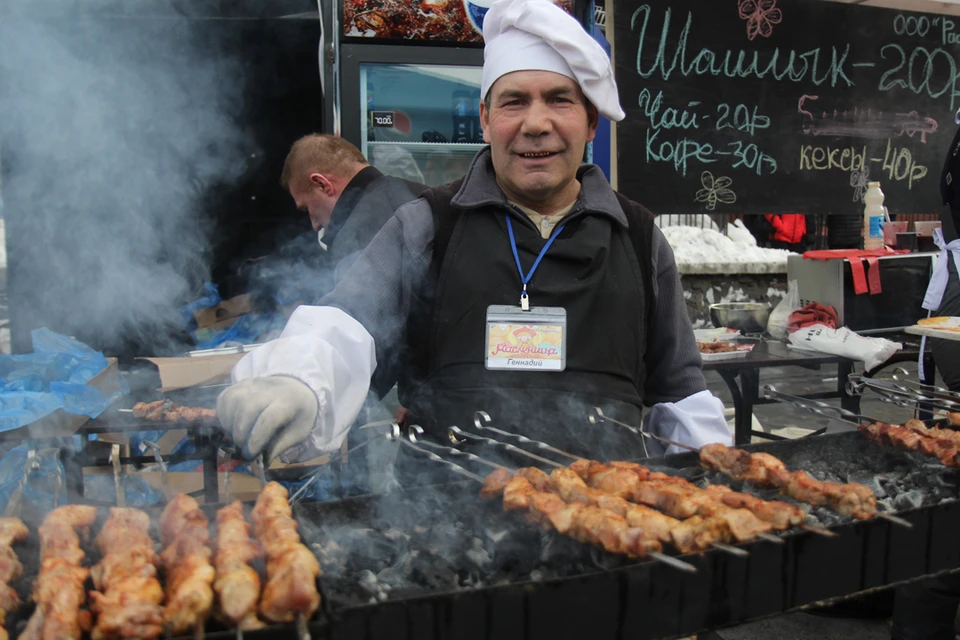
[505,215,565,310]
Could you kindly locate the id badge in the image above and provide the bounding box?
[485,305,567,371]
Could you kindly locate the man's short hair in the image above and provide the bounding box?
[280,134,368,190]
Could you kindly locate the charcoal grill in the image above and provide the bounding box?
[287,429,960,640]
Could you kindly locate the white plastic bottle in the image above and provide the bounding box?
[862,182,886,250]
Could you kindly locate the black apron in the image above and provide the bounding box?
[400,191,652,460]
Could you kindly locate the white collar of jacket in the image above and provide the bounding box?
[922,225,960,311]
[450,147,628,228]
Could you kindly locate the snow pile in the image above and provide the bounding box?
[660,225,795,274]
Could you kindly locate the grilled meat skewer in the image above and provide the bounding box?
[566,461,775,545]
[88,508,164,640]
[132,401,217,425]
[160,494,215,636]
[250,482,321,624]
[700,444,877,519]
[861,422,960,469]
[214,501,265,631]
[22,505,98,640]
[501,473,663,558]
[0,518,27,640]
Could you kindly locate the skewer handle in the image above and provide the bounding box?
[877,512,914,528]
[296,612,311,640]
[448,427,562,468]
[756,532,785,545]
[650,551,698,573]
[711,542,749,557]
[800,523,838,538]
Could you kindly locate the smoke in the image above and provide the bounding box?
[0,2,259,356]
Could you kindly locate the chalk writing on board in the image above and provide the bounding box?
[738,0,783,41]
[799,140,928,188]
[694,171,737,210]
[632,6,855,88]
[850,166,870,203]
[798,95,939,142]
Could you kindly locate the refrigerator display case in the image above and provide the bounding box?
[343,46,484,186]
[319,0,592,187]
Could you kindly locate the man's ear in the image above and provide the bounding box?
[309,172,334,195]
[480,100,491,144]
[585,102,599,143]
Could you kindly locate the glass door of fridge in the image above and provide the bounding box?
[360,63,484,187]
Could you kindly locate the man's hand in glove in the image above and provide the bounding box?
[216,376,319,462]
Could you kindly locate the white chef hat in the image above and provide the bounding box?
[481,0,625,122]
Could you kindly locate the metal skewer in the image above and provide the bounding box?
[588,407,649,457]
[250,453,267,489]
[448,426,563,468]
[891,368,960,403]
[296,612,311,640]
[590,407,703,454]
[648,551,698,573]
[800,524,839,538]
[111,444,126,507]
[473,411,581,460]
[289,423,401,507]
[194,623,204,640]
[710,542,749,557]
[388,427,487,482]
[878,512,914,528]
[236,626,243,640]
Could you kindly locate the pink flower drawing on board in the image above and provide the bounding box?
[738,0,782,40]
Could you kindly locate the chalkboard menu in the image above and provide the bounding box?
[614,0,960,216]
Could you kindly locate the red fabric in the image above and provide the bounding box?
[787,302,840,333]
[801,248,906,296]
[764,214,807,244]
[848,257,868,294]
[865,256,882,294]
[802,248,910,260]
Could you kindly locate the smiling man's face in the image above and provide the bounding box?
[480,70,598,213]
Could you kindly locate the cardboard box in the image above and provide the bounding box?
[193,294,254,328]
[0,357,123,441]
[136,353,245,392]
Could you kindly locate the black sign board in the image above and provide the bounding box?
[613,0,960,216]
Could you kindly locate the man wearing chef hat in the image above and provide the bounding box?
[215,0,732,464]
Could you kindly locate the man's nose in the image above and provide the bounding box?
[520,101,552,136]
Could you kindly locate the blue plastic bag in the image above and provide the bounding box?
[0,329,125,433]
[179,282,222,329]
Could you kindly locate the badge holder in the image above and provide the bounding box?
[485,305,567,371]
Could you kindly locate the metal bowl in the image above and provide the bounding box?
[709,302,770,334]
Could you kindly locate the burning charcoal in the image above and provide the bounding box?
[893,490,924,511]
[465,538,492,570]
[357,569,381,596]
[485,527,510,545]
[848,474,886,498]
[529,569,544,581]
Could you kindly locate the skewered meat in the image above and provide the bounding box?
[0,518,26,640]
[22,505,97,640]
[251,482,321,624]
[132,401,217,425]
[861,422,960,469]
[700,444,877,519]
[567,462,774,545]
[214,501,264,630]
[502,474,662,558]
[88,508,164,640]
[160,494,215,636]
[702,485,804,530]
[904,419,960,449]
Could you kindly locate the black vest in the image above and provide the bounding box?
[398,176,657,460]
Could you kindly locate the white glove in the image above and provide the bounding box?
[216,376,319,462]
